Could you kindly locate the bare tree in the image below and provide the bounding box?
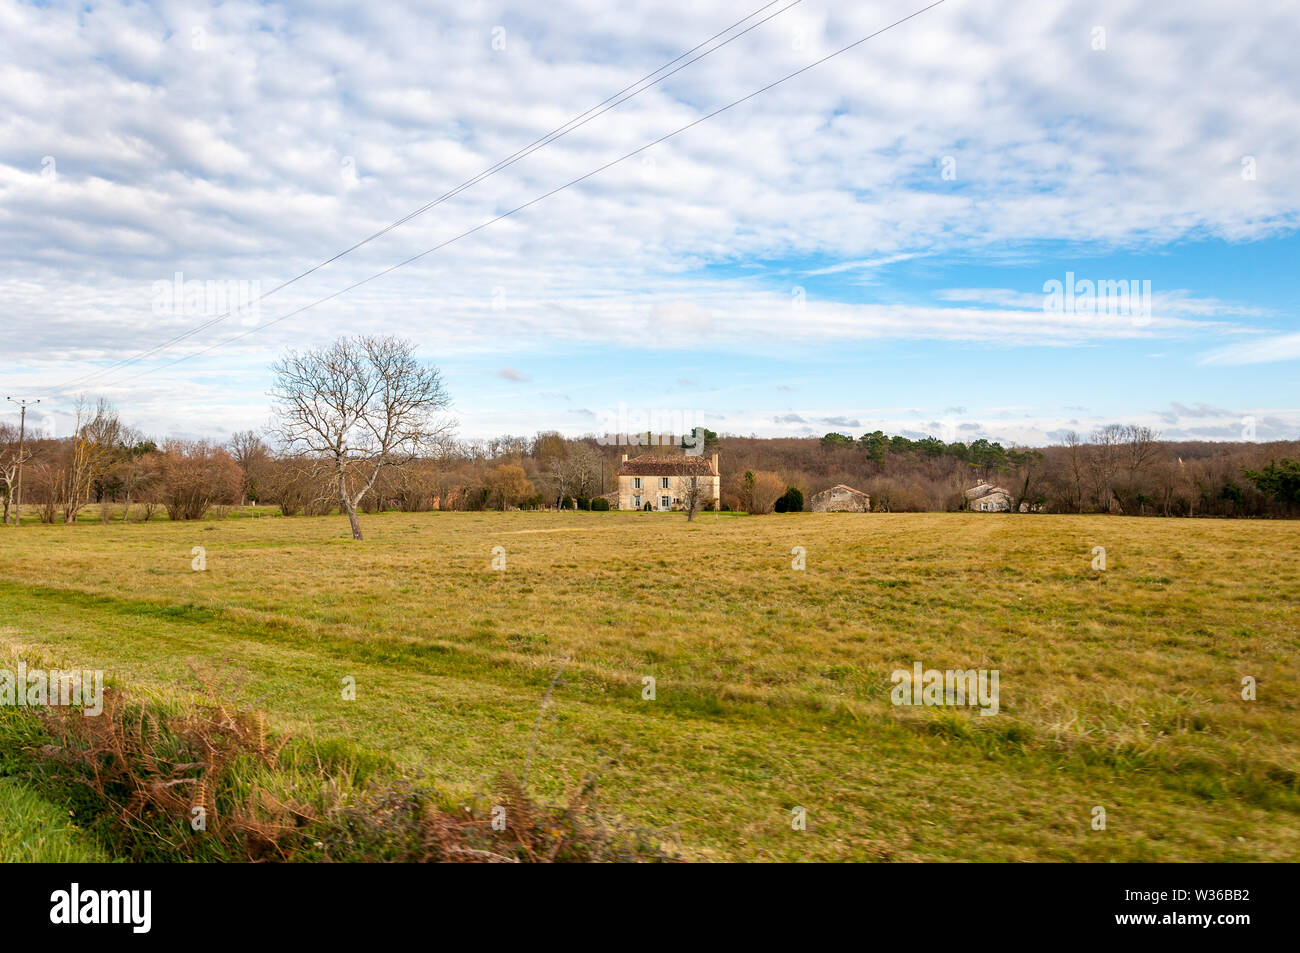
[550,442,601,509]
[1087,424,1126,513]
[1062,430,1086,513]
[109,428,156,521]
[60,398,120,523]
[0,422,34,525]
[747,470,786,515]
[228,429,272,505]
[1005,447,1045,513]
[270,335,453,540]
[681,473,708,521]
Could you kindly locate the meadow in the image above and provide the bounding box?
[0,509,1297,862]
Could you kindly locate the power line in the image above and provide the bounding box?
[92,0,950,392]
[54,0,802,392]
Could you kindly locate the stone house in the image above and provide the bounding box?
[808,484,871,512]
[965,480,1013,512]
[616,453,720,511]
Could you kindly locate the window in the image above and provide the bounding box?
[660,495,670,510]
[660,477,670,489]
[633,495,641,508]
[633,477,641,489]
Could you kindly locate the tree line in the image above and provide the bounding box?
[3,336,1297,531]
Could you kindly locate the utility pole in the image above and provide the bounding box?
[6,397,38,526]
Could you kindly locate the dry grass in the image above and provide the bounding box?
[1,509,1297,860]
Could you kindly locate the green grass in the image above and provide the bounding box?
[0,510,1297,861]
[0,777,114,862]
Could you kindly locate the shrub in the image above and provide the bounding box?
[156,441,242,521]
[774,487,803,513]
[590,497,610,511]
[746,471,786,515]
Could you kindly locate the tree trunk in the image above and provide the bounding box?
[345,501,363,540]
[336,468,364,540]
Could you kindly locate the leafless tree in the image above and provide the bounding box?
[1087,424,1126,513]
[228,429,273,505]
[1123,424,1161,482]
[680,473,709,521]
[747,470,786,515]
[60,397,120,523]
[270,335,453,540]
[550,442,601,508]
[109,427,156,522]
[1062,430,1086,513]
[0,422,35,525]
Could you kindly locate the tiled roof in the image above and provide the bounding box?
[964,483,1010,499]
[617,453,717,476]
[812,484,869,498]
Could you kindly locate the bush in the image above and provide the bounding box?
[590,497,610,511]
[747,471,786,515]
[774,487,804,513]
[157,441,242,521]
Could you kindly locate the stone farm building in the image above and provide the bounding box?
[617,453,720,511]
[807,483,871,512]
[965,480,1013,512]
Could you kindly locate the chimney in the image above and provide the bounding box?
[711,452,719,474]
[621,453,628,463]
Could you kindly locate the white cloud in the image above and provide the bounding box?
[0,0,1297,434]
[1199,332,1300,366]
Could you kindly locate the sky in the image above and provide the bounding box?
[1,0,1297,447]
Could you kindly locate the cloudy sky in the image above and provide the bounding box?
[1,0,1296,446]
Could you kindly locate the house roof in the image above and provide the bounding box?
[813,483,869,498]
[617,453,717,476]
[964,482,1010,499]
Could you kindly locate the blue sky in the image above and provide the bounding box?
[1,0,1296,445]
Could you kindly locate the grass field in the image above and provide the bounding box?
[1,509,1297,861]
